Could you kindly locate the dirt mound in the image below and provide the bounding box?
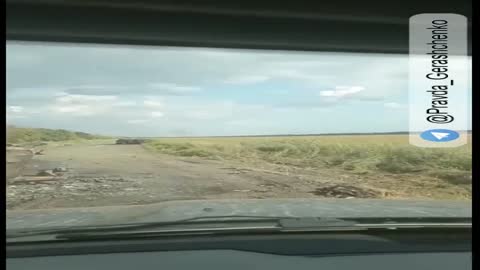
[311,185,380,198]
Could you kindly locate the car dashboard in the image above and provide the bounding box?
[7,250,471,270]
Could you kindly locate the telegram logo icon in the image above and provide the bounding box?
[420,129,460,142]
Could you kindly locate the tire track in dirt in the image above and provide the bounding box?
[7,142,384,210]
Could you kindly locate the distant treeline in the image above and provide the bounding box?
[6,126,108,143]
[136,130,472,139]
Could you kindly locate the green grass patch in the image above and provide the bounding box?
[144,141,217,158]
[6,126,109,144]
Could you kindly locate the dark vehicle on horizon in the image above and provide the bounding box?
[115,138,147,145]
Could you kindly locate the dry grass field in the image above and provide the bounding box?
[145,134,472,200]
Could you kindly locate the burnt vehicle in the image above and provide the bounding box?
[115,139,146,145]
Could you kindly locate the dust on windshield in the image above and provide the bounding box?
[6,41,471,213]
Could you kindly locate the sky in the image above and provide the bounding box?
[6,41,472,137]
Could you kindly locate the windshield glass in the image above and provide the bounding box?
[6,41,472,231]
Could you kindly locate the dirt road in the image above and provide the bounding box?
[9,141,382,210]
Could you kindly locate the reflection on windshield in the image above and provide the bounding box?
[6,42,472,229]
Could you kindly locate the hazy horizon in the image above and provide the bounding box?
[7,123,473,139]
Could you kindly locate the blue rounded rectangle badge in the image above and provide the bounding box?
[409,13,470,148]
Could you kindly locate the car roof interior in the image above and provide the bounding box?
[6,0,471,54]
